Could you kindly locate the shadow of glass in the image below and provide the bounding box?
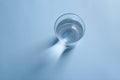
[20,36,59,79]
[24,36,75,80]
[54,46,74,71]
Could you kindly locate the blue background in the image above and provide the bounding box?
[0,0,120,80]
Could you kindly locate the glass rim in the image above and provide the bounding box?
[54,13,86,45]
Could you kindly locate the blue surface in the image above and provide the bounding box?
[0,0,120,80]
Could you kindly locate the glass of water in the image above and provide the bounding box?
[54,13,85,46]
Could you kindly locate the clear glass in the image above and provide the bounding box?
[54,13,85,46]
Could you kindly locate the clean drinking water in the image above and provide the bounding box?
[56,19,84,44]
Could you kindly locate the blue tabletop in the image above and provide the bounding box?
[0,0,120,80]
